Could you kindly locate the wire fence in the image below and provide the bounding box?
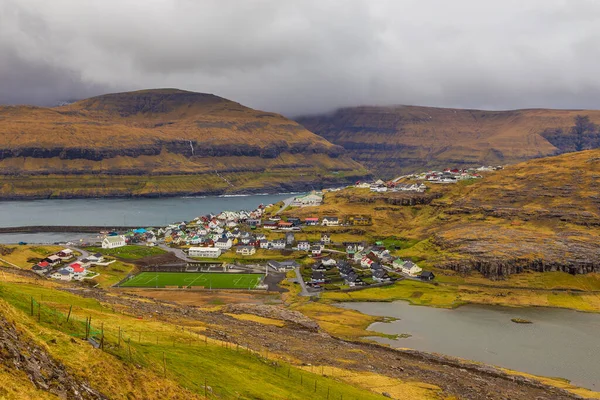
[5,290,370,400]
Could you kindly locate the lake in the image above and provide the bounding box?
[339,301,600,391]
[0,193,295,243]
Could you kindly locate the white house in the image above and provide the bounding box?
[321,233,331,244]
[51,269,72,281]
[321,217,339,227]
[102,236,126,249]
[297,241,310,251]
[402,261,422,276]
[215,237,233,250]
[189,247,221,258]
[321,257,337,267]
[236,246,256,256]
[271,240,286,250]
[311,245,322,256]
[259,240,270,249]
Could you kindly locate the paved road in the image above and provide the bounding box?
[275,196,296,215]
[294,267,317,297]
[155,243,195,262]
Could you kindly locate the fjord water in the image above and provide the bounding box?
[340,301,600,391]
[0,193,293,243]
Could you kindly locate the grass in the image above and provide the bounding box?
[0,277,389,400]
[85,245,166,260]
[119,272,264,289]
[88,261,135,288]
[225,313,285,327]
[0,245,62,268]
[321,280,600,312]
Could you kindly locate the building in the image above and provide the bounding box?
[321,217,339,227]
[304,217,320,226]
[297,241,310,251]
[215,237,233,250]
[347,216,371,226]
[267,260,300,272]
[292,192,323,207]
[420,271,435,281]
[51,269,72,281]
[189,247,221,258]
[271,240,286,250]
[402,261,422,276]
[102,236,126,249]
[236,246,256,256]
[311,245,322,256]
[57,249,74,259]
[285,232,295,245]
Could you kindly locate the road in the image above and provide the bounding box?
[275,196,296,215]
[294,267,316,297]
[155,243,195,262]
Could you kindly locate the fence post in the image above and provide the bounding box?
[30,297,34,316]
[163,352,167,377]
[204,378,207,398]
[37,303,41,322]
[66,305,72,323]
[128,339,132,361]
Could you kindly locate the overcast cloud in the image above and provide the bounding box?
[2,0,600,115]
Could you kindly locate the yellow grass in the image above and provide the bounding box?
[298,365,443,400]
[225,313,285,327]
[500,368,600,399]
[0,245,62,268]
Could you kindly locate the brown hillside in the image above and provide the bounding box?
[297,105,600,177]
[281,149,600,279]
[0,89,368,198]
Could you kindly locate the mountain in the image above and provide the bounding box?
[0,89,368,199]
[296,105,600,178]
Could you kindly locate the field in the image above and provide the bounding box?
[120,272,264,289]
[85,245,167,260]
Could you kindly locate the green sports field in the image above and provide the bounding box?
[119,272,264,289]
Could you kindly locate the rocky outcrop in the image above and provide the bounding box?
[0,314,106,399]
[223,304,320,332]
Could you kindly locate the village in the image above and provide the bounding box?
[30,191,435,292]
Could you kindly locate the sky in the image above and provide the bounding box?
[2,0,600,116]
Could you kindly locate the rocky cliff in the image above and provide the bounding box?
[297,106,600,178]
[0,89,368,198]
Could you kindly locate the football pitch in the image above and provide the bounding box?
[119,272,264,289]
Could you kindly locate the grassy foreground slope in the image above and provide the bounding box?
[0,89,368,199]
[0,268,592,400]
[297,105,600,177]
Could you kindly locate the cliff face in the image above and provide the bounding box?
[297,106,600,178]
[0,89,368,198]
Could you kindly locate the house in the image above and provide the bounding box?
[297,241,310,251]
[51,269,72,281]
[287,217,301,226]
[215,237,233,250]
[263,221,279,230]
[57,249,74,259]
[271,240,286,250]
[392,258,405,271]
[420,271,435,281]
[236,246,256,256]
[246,218,261,227]
[310,271,326,284]
[311,245,322,256]
[259,240,270,249]
[402,261,422,276]
[102,236,126,249]
[189,247,221,258]
[321,216,339,227]
[347,216,371,226]
[360,256,374,268]
[321,257,337,267]
[267,260,300,272]
[43,255,61,266]
[321,233,331,245]
[278,221,294,230]
[304,217,320,226]
[311,261,326,272]
[372,269,391,282]
[344,272,364,287]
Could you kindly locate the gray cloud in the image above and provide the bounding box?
[1,0,600,114]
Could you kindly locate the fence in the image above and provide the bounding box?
[6,291,370,400]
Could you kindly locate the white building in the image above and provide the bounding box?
[51,269,72,281]
[102,235,126,249]
[215,237,233,250]
[402,261,422,276]
[321,217,339,226]
[236,246,256,256]
[271,240,286,250]
[189,247,221,258]
[297,241,310,251]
